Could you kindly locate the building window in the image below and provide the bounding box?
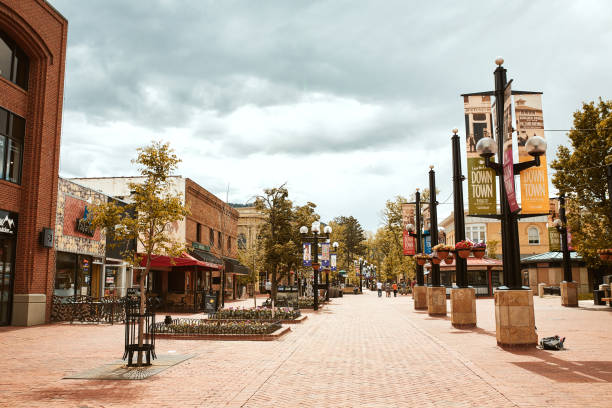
[209,228,214,246]
[218,231,222,249]
[0,108,25,184]
[528,226,540,245]
[0,31,29,90]
[227,236,231,251]
[238,233,246,250]
[196,222,201,243]
[465,224,486,243]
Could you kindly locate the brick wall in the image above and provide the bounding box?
[185,178,238,260]
[0,0,67,323]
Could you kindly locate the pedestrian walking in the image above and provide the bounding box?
[385,282,391,297]
[400,281,407,295]
[376,281,383,297]
[392,282,398,297]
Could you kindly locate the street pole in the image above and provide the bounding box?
[415,189,424,286]
[559,194,572,283]
[325,269,330,301]
[359,259,363,293]
[606,155,612,222]
[451,129,468,288]
[429,166,441,287]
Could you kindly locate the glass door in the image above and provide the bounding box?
[0,236,15,325]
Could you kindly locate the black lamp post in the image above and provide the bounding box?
[358,258,365,293]
[300,222,331,311]
[406,188,427,286]
[476,58,547,290]
[607,155,612,221]
[429,166,442,287]
[451,128,469,288]
[553,194,572,283]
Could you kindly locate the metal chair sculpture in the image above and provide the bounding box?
[123,299,156,367]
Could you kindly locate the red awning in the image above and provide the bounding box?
[139,252,222,270]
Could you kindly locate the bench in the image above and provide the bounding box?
[602,297,612,306]
[543,286,561,296]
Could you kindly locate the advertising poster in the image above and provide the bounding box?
[515,93,549,213]
[463,94,497,214]
[321,242,330,267]
[501,82,519,212]
[302,243,311,266]
[330,253,337,271]
[402,230,416,255]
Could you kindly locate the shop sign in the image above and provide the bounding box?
[193,242,211,251]
[0,210,17,235]
[76,206,95,237]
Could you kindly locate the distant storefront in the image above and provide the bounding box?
[0,209,18,325]
[53,179,106,299]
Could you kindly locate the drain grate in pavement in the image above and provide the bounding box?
[64,354,195,380]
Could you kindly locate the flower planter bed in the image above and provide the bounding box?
[207,315,308,325]
[152,318,285,341]
[211,307,301,321]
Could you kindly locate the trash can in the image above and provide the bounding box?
[594,290,606,305]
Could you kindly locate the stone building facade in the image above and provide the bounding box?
[0,0,67,326]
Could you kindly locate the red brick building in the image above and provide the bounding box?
[0,1,67,325]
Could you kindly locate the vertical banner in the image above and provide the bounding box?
[500,81,519,212]
[401,203,416,229]
[402,230,416,255]
[424,235,432,254]
[515,93,549,213]
[548,227,561,251]
[302,243,311,266]
[464,94,497,214]
[321,242,330,267]
[330,253,337,271]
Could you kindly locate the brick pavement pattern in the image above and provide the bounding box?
[1,291,611,407]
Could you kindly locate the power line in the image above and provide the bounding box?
[543,128,612,132]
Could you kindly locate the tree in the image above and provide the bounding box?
[377,196,415,282]
[91,141,189,366]
[551,98,612,268]
[237,243,264,307]
[333,216,366,272]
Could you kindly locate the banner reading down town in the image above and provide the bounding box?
[514,93,549,213]
[463,94,497,214]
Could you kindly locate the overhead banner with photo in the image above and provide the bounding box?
[463,94,497,214]
[402,230,416,255]
[330,253,337,271]
[401,203,416,229]
[302,243,311,266]
[321,242,330,267]
[500,81,519,213]
[515,93,549,213]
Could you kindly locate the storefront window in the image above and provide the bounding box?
[0,30,30,90]
[104,266,121,297]
[0,233,16,325]
[54,252,93,298]
[168,271,185,293]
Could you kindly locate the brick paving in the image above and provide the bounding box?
[1,291,611,407]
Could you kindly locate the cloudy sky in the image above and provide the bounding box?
[50,0,612,232]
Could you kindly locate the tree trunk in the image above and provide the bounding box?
[271,264,278,301]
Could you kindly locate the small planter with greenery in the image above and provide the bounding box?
[472,242,486,259]
[598,248,612,262]
[154,318,282,336]
[415,253,430,266]
[433,244,453,260]
[211,307,301,321]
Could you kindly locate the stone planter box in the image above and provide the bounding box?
[152,326,291,341]
[207,315,308,324]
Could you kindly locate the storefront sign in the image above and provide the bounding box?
[76,205,95,237]
[302,243,312,266]
[193,242,211,252]
[463,94,497,214]
[402,230,416,255]
[515,93,549,213]
[0,210,17,235]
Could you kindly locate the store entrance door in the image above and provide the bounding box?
[0,235,16,325]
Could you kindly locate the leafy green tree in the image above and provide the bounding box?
[377,196,415,282]
[91,141,189,366]
[333,216,366,273]
[551,98,612,268]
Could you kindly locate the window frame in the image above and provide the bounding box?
[0,107,24,185]
[527,226,540,245]
[465,224,486,243]
[0,30,29,90]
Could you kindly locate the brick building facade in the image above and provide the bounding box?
[0,0,67,325]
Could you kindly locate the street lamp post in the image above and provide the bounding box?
[358,258,365,293]
[474,57,546,347]
[553,194,578,307]
[450,127,477,328]
[406,188,428,310]
[300,222,331,311]
[427,165,447,317]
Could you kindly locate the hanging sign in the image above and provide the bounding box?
[302,243,312,266]
[402,230,416,255]
[515,93,549,213]
[0,210,18,235]
[401,203,416,229]
[548,227,561,252]
[424,234,432,254]
[330,253,337,271]
[321,242,330,267]
[500,81,519,213]
[463,94,497,214]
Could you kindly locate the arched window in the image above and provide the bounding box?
[0,30,29,89]
[528,226,540,245]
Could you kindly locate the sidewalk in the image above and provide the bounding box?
[0,290,610,407]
